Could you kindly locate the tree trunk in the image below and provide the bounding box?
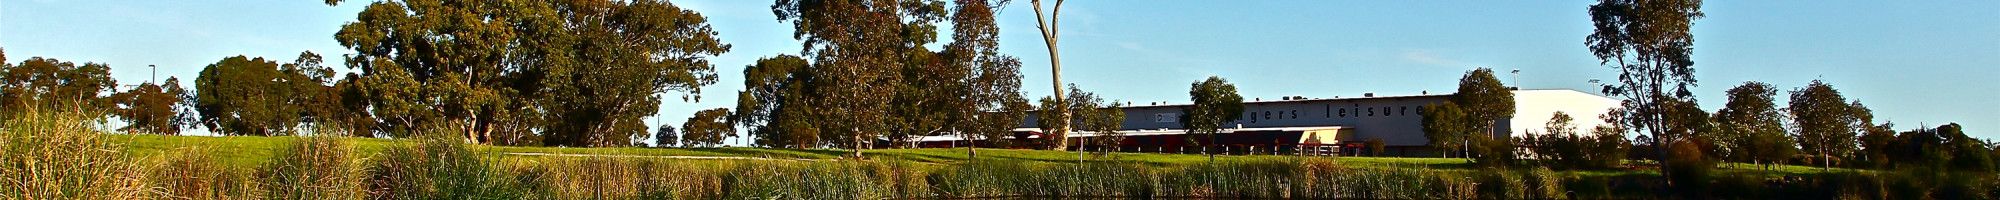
[853,133,865,159]
[1032,0,1069,152]
[962,127,977,159]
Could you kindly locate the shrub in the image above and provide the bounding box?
[0,111,150,199]
[260,136,367,199]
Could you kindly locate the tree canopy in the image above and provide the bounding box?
[1183,76,1244,160]
[1,56,117,115]
[1789,80,1858,169]
[1454,68,1515,136]
[108,78,193,135]
[193,54,331,136]
[1715,81,1793,166]
[681,108,735,147]
[334,0,728,146]
[1585,0,1705,182]
[1421,101,1471,158]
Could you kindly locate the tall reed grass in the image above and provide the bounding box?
[4,110,1994,199]
[0,110,150,199]
[259,136,367,199]
[368,135,531,199]
[148,147,260,199]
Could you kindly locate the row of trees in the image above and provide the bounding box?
[730,0,1045,157]
[1413,64,1997,174]
[0,48,196,136]
[1,0,1105,157]
[5,0,735,148]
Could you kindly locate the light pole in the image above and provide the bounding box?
[1509,69,1520,89]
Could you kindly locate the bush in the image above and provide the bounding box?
[1522,132,1628,169]
[0,111,150,199]
[1470,136,1516,167]
[260,136,367,199]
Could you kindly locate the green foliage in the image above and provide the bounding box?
[654,124,679,148]
[1664,138,1719,194]
[1717,81,1796,167]
[108,77,194,135]
[1523,111,1627,169]
[681,108,735,147]
[337,0,727,147]
[1421,101,1472,158]
[737,55,821,148]
[1585,0,1705,180]
[942,0,1029,153]
[772,0,951,157]
[193,54,329,136]
[0,56,117,117]
[1454,68,1514,133]
[1790,80,1859,169]
[1586,109,1633,168]
[1470,132,1517,167]
[1432,68,1519,165]
[1183,76,1244,158]
[1035,84,1121,150]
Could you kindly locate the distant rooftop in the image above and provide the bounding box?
[1118,89,1596,109]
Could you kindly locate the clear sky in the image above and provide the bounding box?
[4,1,1995,143]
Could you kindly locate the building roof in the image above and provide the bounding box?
[910,126,1347,142]
[1112,89,1600,109]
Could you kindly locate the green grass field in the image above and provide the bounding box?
[110,134,1847,176]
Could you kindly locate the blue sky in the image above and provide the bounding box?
[3,1,1995,142]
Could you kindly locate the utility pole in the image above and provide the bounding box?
[149,65,157,84]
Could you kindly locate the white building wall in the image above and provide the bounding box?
[1499,90,1623,138]
[1021,89,1620,148]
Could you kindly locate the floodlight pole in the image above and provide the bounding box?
[1510,69,1520,88]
